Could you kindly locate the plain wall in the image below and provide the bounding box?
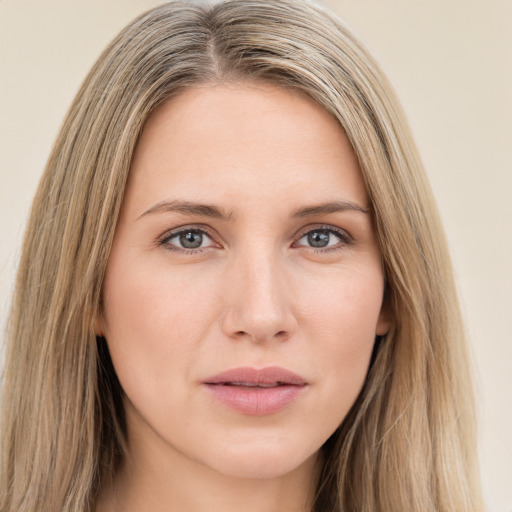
[1,0,511,510]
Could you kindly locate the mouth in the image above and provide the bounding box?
[212,381,294,388]
[204,366,307,386]
[203,366,308,415]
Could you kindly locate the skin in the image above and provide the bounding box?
[96,81,390,512]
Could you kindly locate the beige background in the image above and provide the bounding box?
[0,0,510,509]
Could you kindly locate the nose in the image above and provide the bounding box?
[220,246,297,344]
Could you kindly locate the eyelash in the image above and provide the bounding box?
[157,225,352,255]
[294,225,352,253]
[157,225,217,254]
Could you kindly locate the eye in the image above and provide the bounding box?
[160,228,217,252]
[295,227,350,250]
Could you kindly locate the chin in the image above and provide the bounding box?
[201,442,319,480]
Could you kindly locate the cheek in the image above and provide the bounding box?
[296,266,384,415]
[101,256,222,392]
[99,245,385,478]
[299,263,384,336]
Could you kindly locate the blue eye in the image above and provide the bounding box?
[162,229,216,251]
[296,228,349,250]
[159,225,350,254]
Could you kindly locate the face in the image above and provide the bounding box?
[99,82,390,480]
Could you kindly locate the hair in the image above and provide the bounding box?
[0,1,483,511]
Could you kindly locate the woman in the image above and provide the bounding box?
[0,1,483,511]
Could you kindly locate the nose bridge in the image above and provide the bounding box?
[222,240,295,342]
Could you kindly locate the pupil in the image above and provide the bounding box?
[308,231,329,247]
[180,231,202,249]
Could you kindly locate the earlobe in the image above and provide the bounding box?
[376,301,392,336]
[94,311,107,338]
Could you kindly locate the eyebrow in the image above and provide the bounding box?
[291,200,370,218]
[138,200,233,220]
[138,199,369,221]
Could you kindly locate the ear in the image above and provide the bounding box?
[94,309,107,338]
[376,299,392,336]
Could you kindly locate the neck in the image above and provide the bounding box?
[95,404,321,512]
[98,459,320,512]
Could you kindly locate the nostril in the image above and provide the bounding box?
[233,329,289,342]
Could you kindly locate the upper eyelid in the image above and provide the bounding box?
[293,224,352,242]
[157,227,219,254]
[157,223,352,249]
[159,225,217,242]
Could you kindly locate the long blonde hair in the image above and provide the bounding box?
[0,1,483,510]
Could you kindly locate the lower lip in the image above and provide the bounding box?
[204,383,307,415]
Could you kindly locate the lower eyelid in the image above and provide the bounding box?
[295,227,351,247]
[159,228,216,249]
[157,226,351,252]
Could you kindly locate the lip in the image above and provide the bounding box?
[203,366,308,416]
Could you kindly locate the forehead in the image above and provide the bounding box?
[124,81,368,217]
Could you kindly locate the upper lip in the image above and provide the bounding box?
[203,366,308,386]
